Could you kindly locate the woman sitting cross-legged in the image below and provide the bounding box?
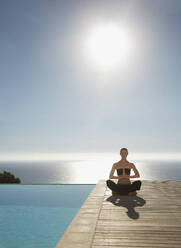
[106,148,142,196]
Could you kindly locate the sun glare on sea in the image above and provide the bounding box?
[84,23,132,69]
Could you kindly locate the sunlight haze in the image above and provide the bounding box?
[0,0,180,155]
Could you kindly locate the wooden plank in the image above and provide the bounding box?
[54,180,181,248]
[91,179,181,247]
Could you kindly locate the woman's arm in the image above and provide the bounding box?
[130,163,140,178]
[109,164,120,179]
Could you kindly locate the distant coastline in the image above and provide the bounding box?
[0,170,21,184]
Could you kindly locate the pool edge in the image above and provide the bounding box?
[54,179,106,248]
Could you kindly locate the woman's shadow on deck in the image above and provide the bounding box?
[106,195,146,219]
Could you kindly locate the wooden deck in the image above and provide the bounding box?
[54,180,181,248]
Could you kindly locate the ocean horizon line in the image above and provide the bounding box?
[0,152,181,161]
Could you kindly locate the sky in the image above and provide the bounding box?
[0,0,181,157]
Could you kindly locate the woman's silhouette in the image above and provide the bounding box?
[106,148,142,195]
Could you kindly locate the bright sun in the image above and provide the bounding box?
[84,23,132,69]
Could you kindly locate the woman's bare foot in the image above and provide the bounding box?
[128,191,137,196]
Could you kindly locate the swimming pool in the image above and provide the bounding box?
[0,184,95,248]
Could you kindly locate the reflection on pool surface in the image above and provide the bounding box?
[0,184,95,248]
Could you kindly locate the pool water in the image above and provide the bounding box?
[0,184,95,248]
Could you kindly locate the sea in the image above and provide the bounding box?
[0,153,181,184]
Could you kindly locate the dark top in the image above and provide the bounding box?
[117,168,131,176]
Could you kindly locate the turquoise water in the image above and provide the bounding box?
[0,184,95,248]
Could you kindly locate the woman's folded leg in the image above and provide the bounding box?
[106,179,120,193]
[131,180,142,191]
[117,183,131,195]
[106,180,128,194]
[106,180,141,195]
